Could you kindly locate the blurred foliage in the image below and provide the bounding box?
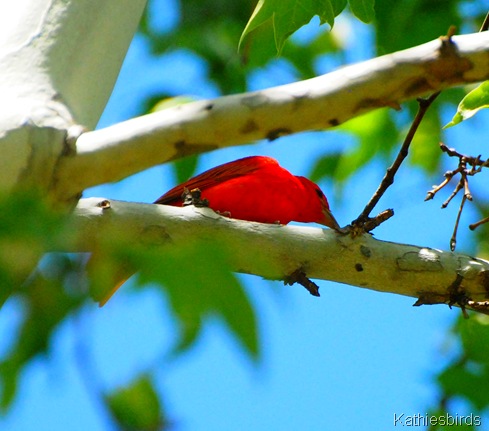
[0,256,85,410]
[135,242,260,358]
[428,314,489,430]
[87,230,259,359]
[140,0,343,95]
[310,109,400,186]
[473,202,489,258]
[149,97,201,184]
[106,375,166,431]
[0,192,73,304]
[2,0,489,429]
[0,193,85,410]
[374,0,461,54]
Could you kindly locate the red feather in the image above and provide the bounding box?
[155,156,339,226]
[155,156,274,205]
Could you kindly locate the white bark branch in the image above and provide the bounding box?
[54,31,489,200]
[0,0,147,198]
[74,198,489,309]
[0,0,147,128]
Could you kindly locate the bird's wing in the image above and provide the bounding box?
[154,156,278,205]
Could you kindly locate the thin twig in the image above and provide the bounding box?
[442,178,463,208]
[353,92,440,225]
[425,166,463,201]
[284,268,320,297]
[462,170,473,201]
[425,144,488,201]
[450,194,467,251]
[354,26,464,227]
[469,216,489,230]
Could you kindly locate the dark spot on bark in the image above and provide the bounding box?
[356,98,388,111]
[242,93,268,108]
[360,245,371,258]
[204,103,214,111]
[425,56,473,84]
[141,225,173,246]
[329,118,339,127]
[355,263,363,272]
[293,92,309,101]
[267,128,291,141]
[404,77,432,97]
[240,119,259,134]
[171,140,218,160]
[291,92,309,111]
[480,270,489,295]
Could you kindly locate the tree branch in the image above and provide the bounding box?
[74,198,489,310]
[0,0,147,129]
[53,31,489,200]
[0,0,147,200]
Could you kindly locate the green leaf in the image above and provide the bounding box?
[458,315,489,366]
[348,0,375,23]
[172,155,199,186]
[444,81,489,128]
[374,0,461,54]
[150,97,201,184]
[87,213,260,360]
[0,192,85,410]
[0,256,84,409]
[437,361,489,411]
[240,0,338,53]
[106,375,165,431]
[136,242,260,360]
[435,315,489,412]
[409,106,443,173]
[311,109,398,185]
[330,0,348,15]
[0,192,73,299]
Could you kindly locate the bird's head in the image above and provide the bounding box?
[297,176,344,232]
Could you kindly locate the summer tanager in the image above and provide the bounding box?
[96,156,341,305]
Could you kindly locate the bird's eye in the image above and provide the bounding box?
[315,188,324,198]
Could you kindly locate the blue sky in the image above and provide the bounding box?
[1,3,484,431]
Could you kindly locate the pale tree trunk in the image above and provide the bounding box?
[0,0,146,202]
[1,0,488,309]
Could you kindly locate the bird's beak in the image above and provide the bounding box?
[321,208,347,233]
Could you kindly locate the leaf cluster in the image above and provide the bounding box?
[432,314,489,428]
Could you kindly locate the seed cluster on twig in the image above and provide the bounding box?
[425,143,489,250]
[425,144,488,205]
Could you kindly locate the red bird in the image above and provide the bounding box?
[156,156,340,228]
[97,156,341,305]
